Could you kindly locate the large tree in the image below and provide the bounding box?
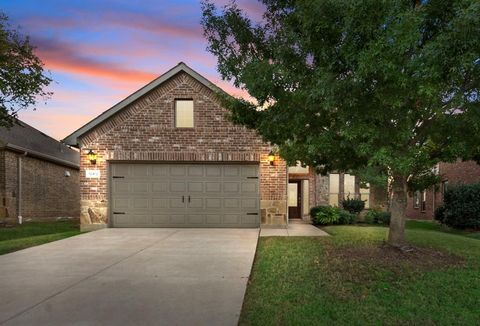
[0,12,51,127]
[202,0,480,247]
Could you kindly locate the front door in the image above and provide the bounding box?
[288,181,302,219]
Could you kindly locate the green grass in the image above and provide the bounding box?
[0,221,82,255]
[240,223,480,325]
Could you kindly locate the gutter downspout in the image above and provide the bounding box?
[17,152,26,224]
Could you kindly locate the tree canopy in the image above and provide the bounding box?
[202,0,480,246]
[0,12,51,127]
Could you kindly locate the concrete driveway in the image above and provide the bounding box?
[0,228,259,326]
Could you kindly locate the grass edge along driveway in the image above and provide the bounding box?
[240,221,480,325]
[0,221,82,255]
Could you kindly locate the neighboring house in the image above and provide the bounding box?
[0,120,80,224]
[64,62,386,230]
[407,160,480,220]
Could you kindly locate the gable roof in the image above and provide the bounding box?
[63,62,226,146]
[0,120,79,168]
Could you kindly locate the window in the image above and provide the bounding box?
[421,190,427,211]
[175,100,194,128]
[329,174,340,206]
[413,190,421,209]
[360,183,370,209]
[442,180,448,197]
[344,174,355,198]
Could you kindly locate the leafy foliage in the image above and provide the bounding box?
[202,0,480,244]
[437,184,480,229]
[364,209,391,225]
[342,198,365,214]
[310,205,355,225]
[0,12,52,127]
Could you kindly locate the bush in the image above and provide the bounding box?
[342,198,365,214]
[310,206,356,225]
[439,184,480,229]
[434,205,446,223]
[338,210,356,224]
[364,209,391,225]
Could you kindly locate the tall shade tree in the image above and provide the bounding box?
[0,13,51,127]
[201,0,480,247]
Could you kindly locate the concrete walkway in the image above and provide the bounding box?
[260,222,329,237]
[0,228,259,326]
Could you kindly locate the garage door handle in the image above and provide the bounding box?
[182,196,185,203]
[247,213,259,215]
[188,195,191,203]
[113,212,125,215]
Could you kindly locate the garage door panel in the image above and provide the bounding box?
[188,166,204,176]
[132,165,149,177]
[133,198,150,209]
[206,166,222,177]
[188,198,203,209]
[112,181,129,194]
[112,198,129,210]
[170,166,186,176]
[206,214,222,224]
[187,215,204,224]
[170,215,185,224]
[205,182,221,193]
[152,182,168,193]
[188,182,203,192]
[112,164,129,177]
[241,182,258,194]
[170,182,185,192]
[111,163,259,228]
[223,214,241,224]
[132,182,149,193]
[224,182,240,193]
[152,215,169,224]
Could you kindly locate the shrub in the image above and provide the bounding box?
[440,184,480,229]
[338,210,356,224]
[364,209,391,225]
[342,198,365,214]
[312,206,340,225]
[434,205,446,223]
[310,206,356,225]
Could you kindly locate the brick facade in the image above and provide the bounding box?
[406,160,480,220]
[78,71,287,228]
[0,149,80,223]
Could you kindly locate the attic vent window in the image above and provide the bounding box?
[175,100,194,128]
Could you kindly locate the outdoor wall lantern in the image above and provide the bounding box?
[87,149,97,165]
[268,151,276,166]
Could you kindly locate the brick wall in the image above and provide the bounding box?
[406,160,480,220]
[0,149,80,223]
[79,71,287,227]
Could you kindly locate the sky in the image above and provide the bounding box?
[3,0,264,140]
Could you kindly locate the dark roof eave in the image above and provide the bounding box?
[5,143,80,169]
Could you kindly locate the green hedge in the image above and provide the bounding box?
[435,183,480,229]
[310,206,356,226]
[364,209,391,225]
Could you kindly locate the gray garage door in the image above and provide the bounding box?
[110,163,260,228]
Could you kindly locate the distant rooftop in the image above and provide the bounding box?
[0,119,79,168]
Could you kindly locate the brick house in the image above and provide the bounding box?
[64,63,384,230]
[406,160,480,220]
[0,120,80,224]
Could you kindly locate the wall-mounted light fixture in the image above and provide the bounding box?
[87,149,97,165]
[268,151,275,166]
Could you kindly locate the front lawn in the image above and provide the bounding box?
[240,223,480,325]
[0,220,82,255]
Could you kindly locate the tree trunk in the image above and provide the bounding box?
[387,174,408,247]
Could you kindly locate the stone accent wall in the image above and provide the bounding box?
[79,72,288,227]
[0,149,80,224]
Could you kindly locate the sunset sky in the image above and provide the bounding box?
[4,0,263,140]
